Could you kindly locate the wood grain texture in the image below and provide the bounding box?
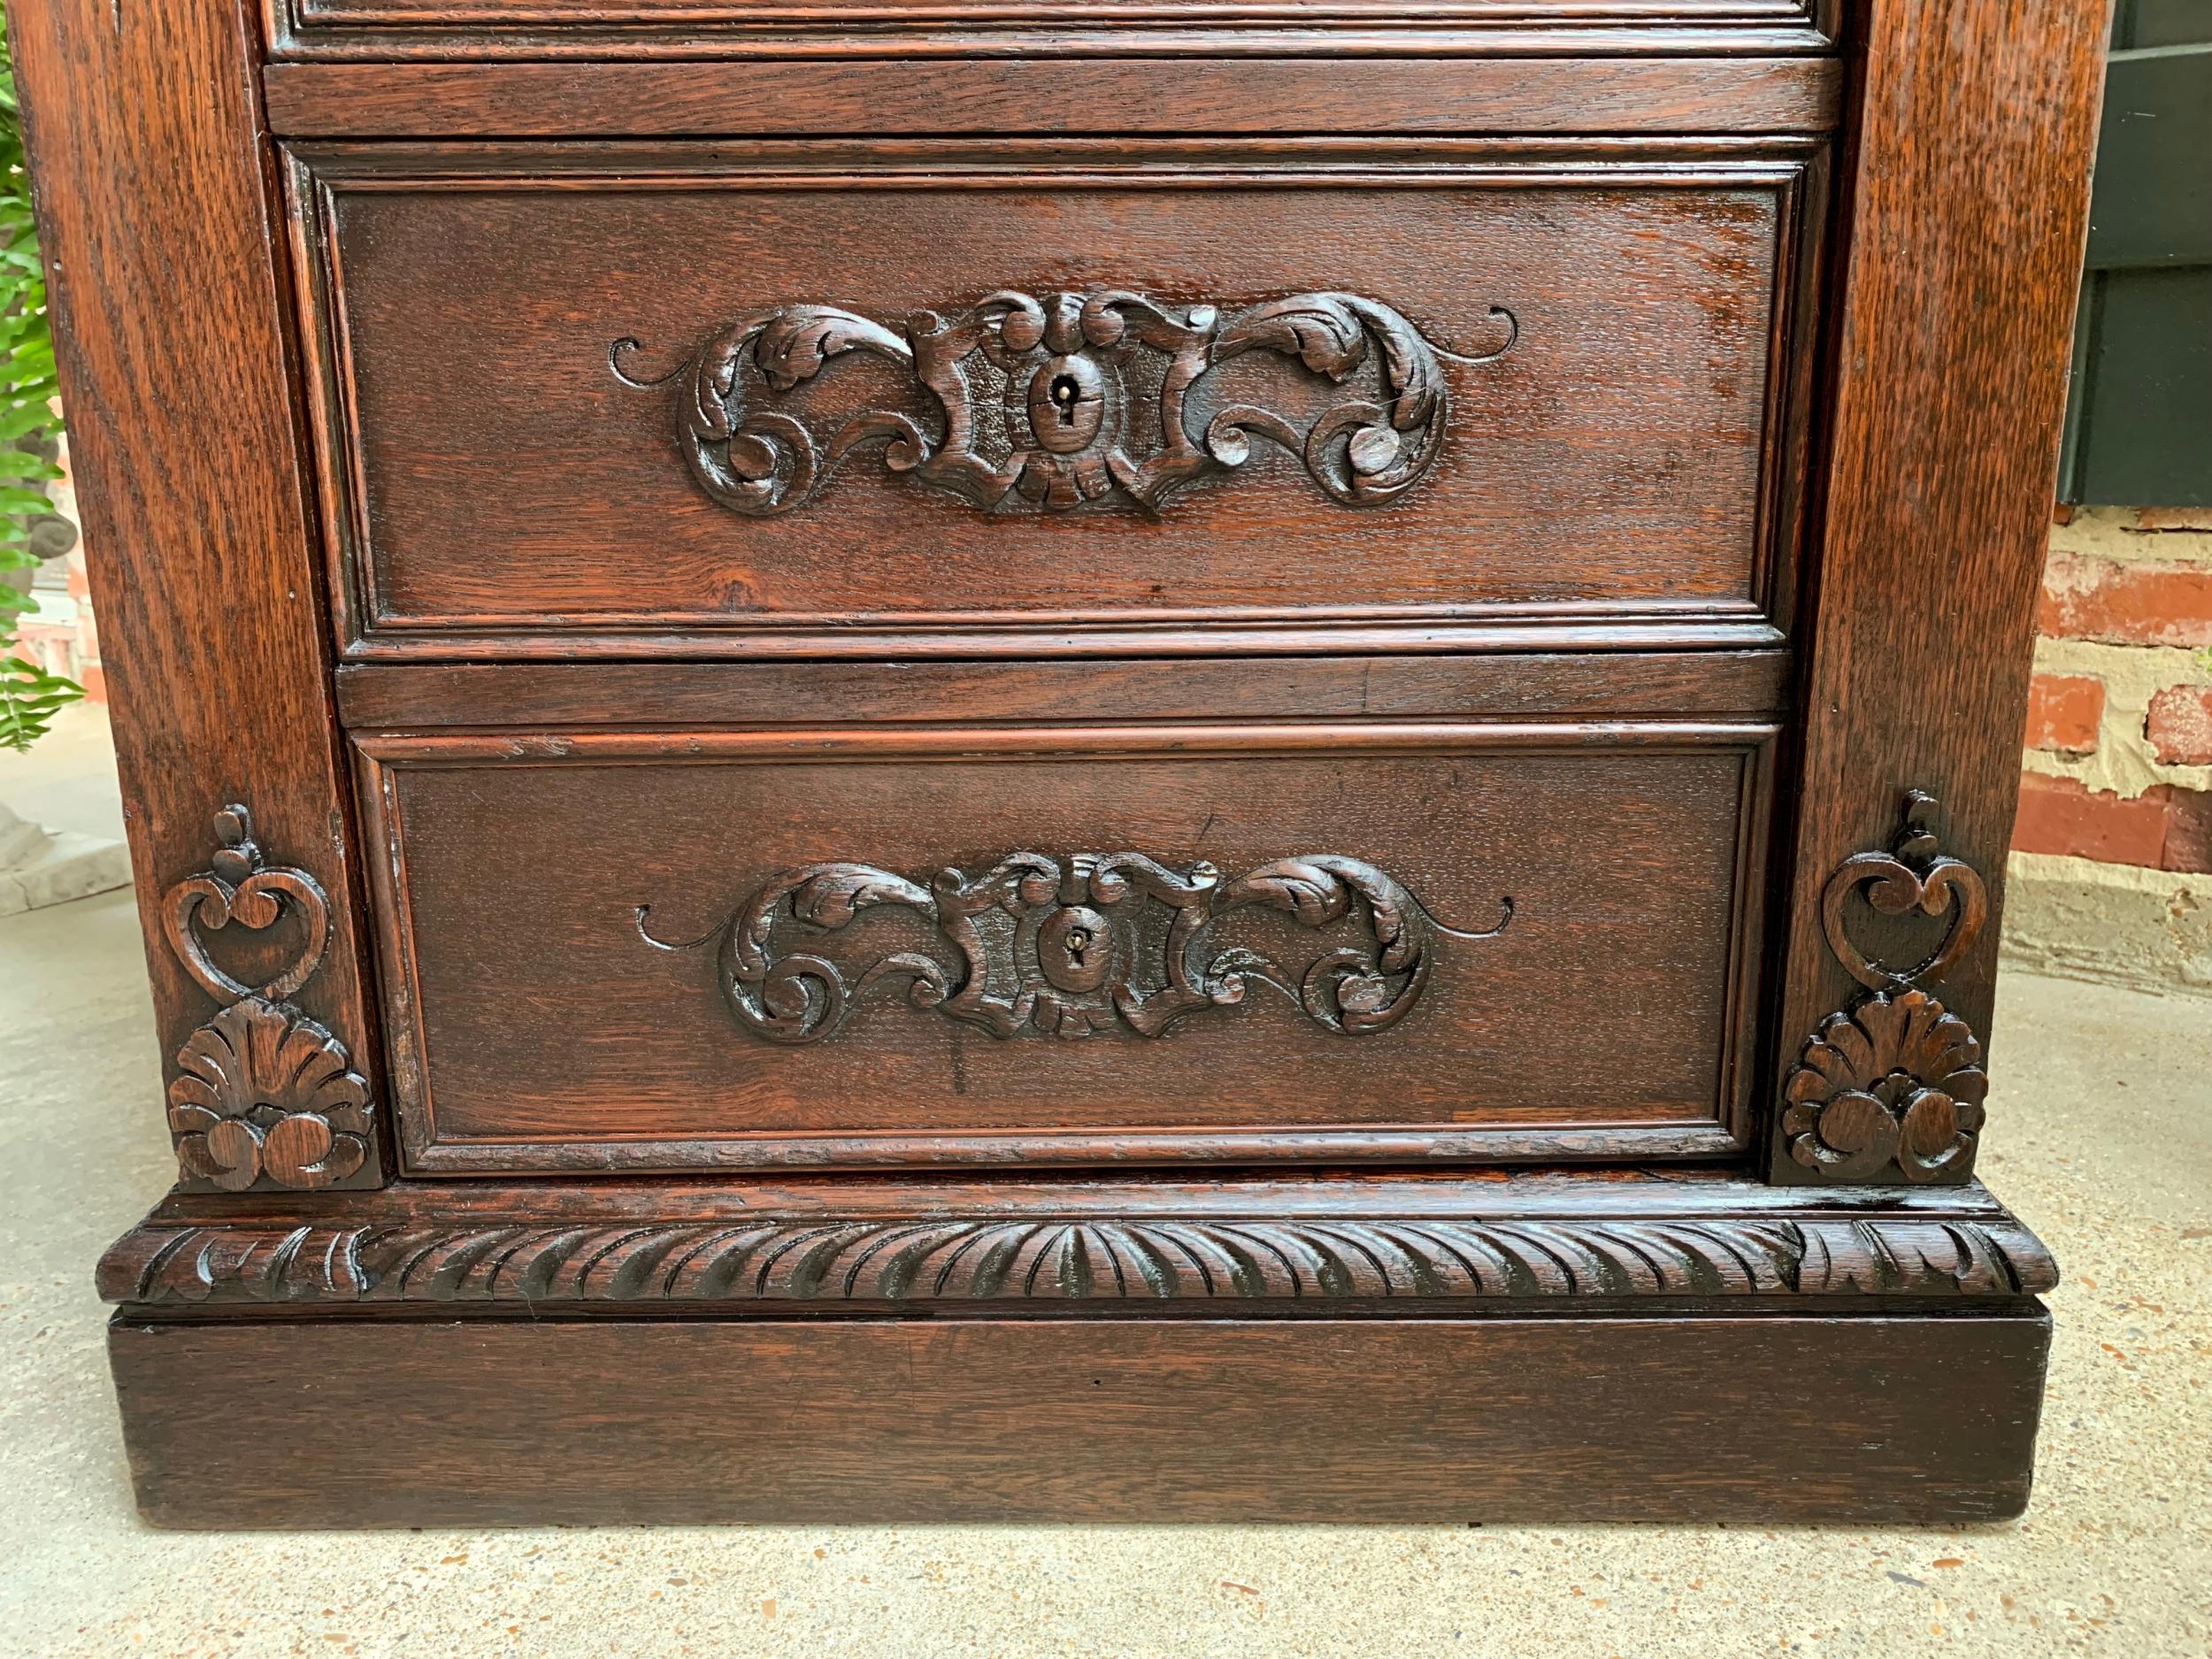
[331,651,1794,729]
[25,0,2081,1532]
[1779,791,1991,1185]
[1770,0,2112,1179]
[160,807,378,1192]
[5,0,387,1183]
[100,1206,2058,1304]
[351,723,1776,1171]
[261,0,1832,65]
[287,144,1811,660]
[261,57,1841,139]
[110,1309,2049,1525]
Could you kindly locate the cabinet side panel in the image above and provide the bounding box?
[6,0,386,1187]
[1773,0,2110,1180]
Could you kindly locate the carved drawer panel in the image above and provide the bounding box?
[353,718,1777,1172]
[290,142,1820,660]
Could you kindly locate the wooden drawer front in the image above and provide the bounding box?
[356,721,1776,1172]
[294,145,1816,659]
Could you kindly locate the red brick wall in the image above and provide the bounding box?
[2016,508,2212,877]
[11,432,106,703]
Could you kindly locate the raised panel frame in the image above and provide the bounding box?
[285,138,1828,663]
[263,0,1834,64]
[352,717,1780,1173]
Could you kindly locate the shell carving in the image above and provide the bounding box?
[1780,989,1987,1182]
[159,806,373,1192]
[1779,794,1991,1185]
[170,1001,372,1191]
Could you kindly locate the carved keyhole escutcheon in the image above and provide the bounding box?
[1040,905,1114,995]
[690,850,1510,1045]
[1026,353,1108,456]
[625,288,1519,516]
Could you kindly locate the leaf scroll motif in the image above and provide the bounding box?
[640,851,1512,1047]
[613,288,1515,516]
[99,1215,2059,1308]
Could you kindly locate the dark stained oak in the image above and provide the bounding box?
[265,0,1832,65]
[158,805,378,1192]
[263,57,1842,139]
[1768,0,2111,1180]
[354,722,1777,1170]
[287,142,1816,660]
[111,1310,2050,1526]
[100,1169,2062,1306]
[332,651,1794,729]
[12,0,2093,1526]
[5,0,388,1187]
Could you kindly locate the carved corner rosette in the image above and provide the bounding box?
[1778,792,1993,1185]
[159,805,374,1192]
[641,850,1511,1047]
[612,288,1516,517]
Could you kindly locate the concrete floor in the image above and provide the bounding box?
[2,714,2208,1657]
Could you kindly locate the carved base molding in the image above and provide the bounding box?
[99,1176,2056,1309]
[98,1171,2059,1527]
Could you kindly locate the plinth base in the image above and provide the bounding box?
[99,1171,2057,1526]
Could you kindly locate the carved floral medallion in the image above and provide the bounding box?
[160,805,373,1191]
[1779,792,1991,1184]
[642,851,1511,1046]
[613,288,1516,516]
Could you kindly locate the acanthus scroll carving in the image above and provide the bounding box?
[641,852,1511,1047]
[612,288,1515,516]
[160,806,372,1192]
[1780,792,1991,1185]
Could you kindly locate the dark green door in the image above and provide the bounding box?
[2060,0,2212,506]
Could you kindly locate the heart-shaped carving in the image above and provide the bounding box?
[159,806,331,1004]
[1820,847,1987,993]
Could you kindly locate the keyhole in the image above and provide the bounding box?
[1049,373,1082,425]
[1064,927,1091,964]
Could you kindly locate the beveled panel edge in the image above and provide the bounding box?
[284,141,1818,664]
[334,618,1793,664]
[264,0,1832,64]
[96,1172,2057,1308]
[406,1125,1752,1176]
[330,650,1796,730]
[124,1165,2045,1226]
[350,717,1785,762]
[288,134,1832,173]
[349,718,1780,1173]
[261,57,1842,141]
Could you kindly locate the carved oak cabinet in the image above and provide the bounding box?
[12,0,2108,1524]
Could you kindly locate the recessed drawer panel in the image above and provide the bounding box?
[293,144,1818,659]
[356,720,1777,1172]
